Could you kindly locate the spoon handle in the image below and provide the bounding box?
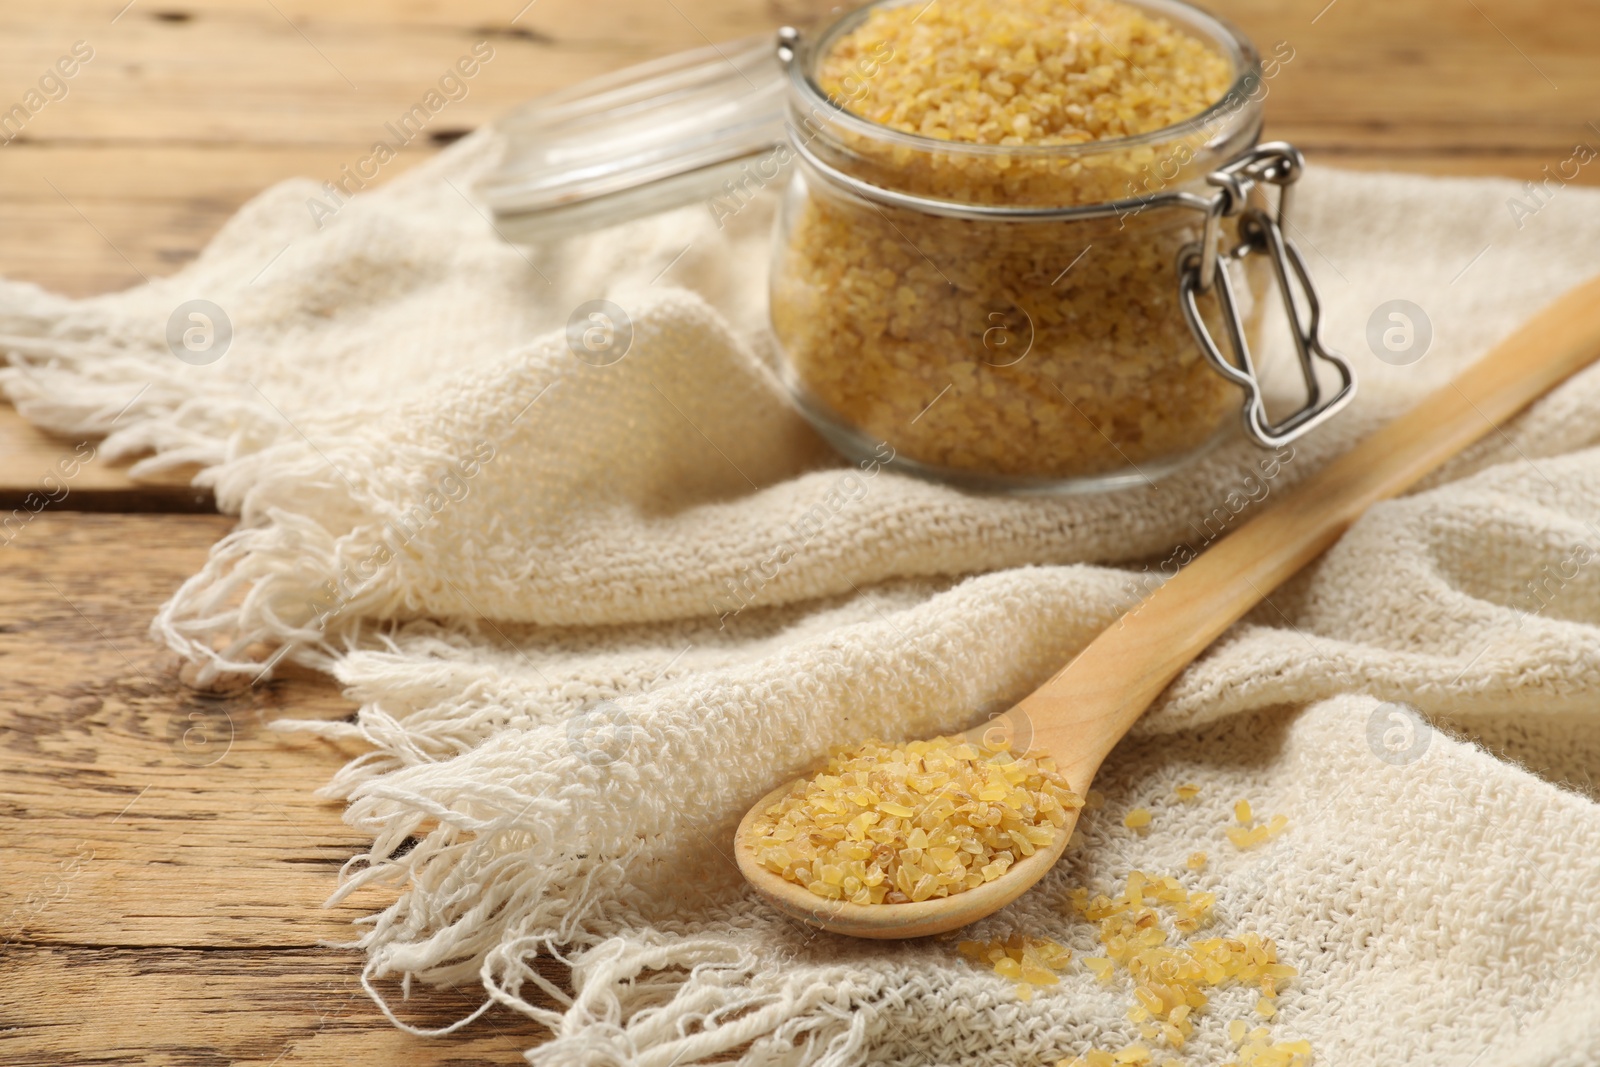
[1017,274,1600,789]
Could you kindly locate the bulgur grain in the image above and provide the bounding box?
[1059,868,1310,1061]
[958,934,1073,998]
[749,735,1082,904]
[1227,805,1289,850]
[774,0,1264,483]
[818,0,1232,150]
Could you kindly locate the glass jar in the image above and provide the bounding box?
[769,0,1354,492]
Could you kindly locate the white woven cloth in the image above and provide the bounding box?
[6,130,1600,1066]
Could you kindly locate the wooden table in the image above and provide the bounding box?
[3,1,1596,1062]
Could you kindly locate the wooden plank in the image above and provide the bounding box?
[0,143,370,296]
[2,947,554,1065]
[0,0,772,146]
[0,512,565,1060]
[0,0,1586,149]
[0,514,358,947]
[0,407,203,513]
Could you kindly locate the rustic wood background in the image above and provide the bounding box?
[2,0,1597,1062]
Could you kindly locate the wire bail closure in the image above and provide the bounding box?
[1178,142,1355,448]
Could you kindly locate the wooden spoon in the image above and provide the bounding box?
[735,275,1600,939]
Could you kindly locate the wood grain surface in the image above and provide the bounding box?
[3,0,1599,1062]
[0,514,563,1064]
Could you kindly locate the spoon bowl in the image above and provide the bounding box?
[733,725,1081,939]
[734,274,1600,939]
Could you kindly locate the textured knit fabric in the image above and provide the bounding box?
[5,129,1600,1066]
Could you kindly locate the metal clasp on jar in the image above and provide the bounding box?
[1177,142,1356,448]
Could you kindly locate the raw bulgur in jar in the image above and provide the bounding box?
[770,0,1292,490]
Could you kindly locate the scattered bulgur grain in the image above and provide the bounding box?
[1124,807,1153,830]
[1228,808,1290,851]
[1230,1032,1312,1066]
[1085,790,1107,811]
[1228,825,1267,849]
[958,934,1072,997]
[1083,955,1115,982]
[1057,864,1311,1065]
[1186,851,1208,870]
[1174,783,1202,801]
[749,735,1082,904]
